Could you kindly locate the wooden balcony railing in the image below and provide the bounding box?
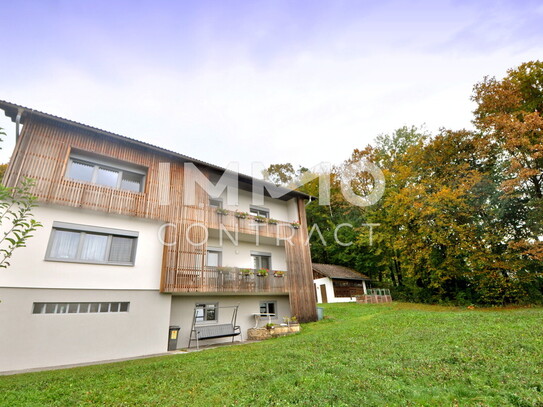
[205,208,299,240]
[162,267,289,294]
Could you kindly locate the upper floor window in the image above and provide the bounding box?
[250,206,269,218]
[209,198,223,208]
[252,251,271,270]
[46,222,138,266]
[66,150,146,193]
[206,249,222,268]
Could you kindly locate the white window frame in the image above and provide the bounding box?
[32,302,130,314]
[66,150,147,193]
[259,300,278,318]
[206,248,223,268]
[45,221,138,266]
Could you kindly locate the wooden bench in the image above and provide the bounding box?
[188,305,242,349]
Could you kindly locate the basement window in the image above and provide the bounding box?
[259,301,277,317]
[45,222,138,266]
[66,150,146,193]
[32,302,130,314]
[195,303,218,323]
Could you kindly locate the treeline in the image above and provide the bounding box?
[267,61,543,305]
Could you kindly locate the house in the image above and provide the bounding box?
[313,263,369,303]
[0,100,317,374]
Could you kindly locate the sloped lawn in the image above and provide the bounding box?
[1,303,542,406]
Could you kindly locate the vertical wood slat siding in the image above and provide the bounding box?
[6,116,317,322]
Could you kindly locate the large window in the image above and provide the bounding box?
[252,252,272,270]
[32,302,129,314]
[195,303,218,323]
[46,222,138,265]
[250,206,269,218]
[66,151,146,193]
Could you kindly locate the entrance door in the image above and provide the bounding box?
[320,284,328,303]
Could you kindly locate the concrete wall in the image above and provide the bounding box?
[0,288,171,373]
[0,204,164,290]
[169,294,291,349]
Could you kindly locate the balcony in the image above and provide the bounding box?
[205,208,299,240]
[162,267,289,294]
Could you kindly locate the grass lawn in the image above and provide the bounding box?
[1,303,543,406]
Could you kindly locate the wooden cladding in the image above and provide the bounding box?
[4,115,317,322]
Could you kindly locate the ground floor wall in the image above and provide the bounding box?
[0,288,171,374]
[170,294,291,349]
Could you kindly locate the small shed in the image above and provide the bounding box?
[312,263,370,303]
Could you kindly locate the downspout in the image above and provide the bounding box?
[15,108,23,141]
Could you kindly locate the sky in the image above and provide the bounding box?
[1,0,542,175]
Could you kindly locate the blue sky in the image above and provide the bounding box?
[1,0,542,174]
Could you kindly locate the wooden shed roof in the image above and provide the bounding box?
[313,263,370,281]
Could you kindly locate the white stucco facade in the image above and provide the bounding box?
[0,203,294,374]
[314,277,367,303]
[0,204,165,291]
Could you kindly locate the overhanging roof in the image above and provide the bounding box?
[0,99,313,201]
[313,263,370,281]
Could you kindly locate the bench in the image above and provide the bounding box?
[188,305,242,349]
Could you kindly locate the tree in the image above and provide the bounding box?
[0,127,42,268]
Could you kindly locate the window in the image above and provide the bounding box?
[32,302,129,314]
[252,252,272,270]
[66,151,146,193]
[206,249,222,268]
[195,303,218,322]
[209,198,223,208]
[46,222,138,265]
[260,301,277,316]
[250,206,269,218]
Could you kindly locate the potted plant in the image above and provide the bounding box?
[290,221,300,229]
[257,268,269,277]
[265,323,276,330]
[240,268,254,276]
[253,215,267,223]
[267,218,278,225]
[273,270,285,278]
[216,208,228,216]
[234,211,249,219]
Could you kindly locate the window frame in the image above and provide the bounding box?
[32,302,130,314]
[66,151,147,193]
[249,206,270,218]
[259,300,278,318]
[45,222,139,266]
[206,247,223,268]
[209,198,223,209]
[251,251,272,270]
[194,302,219,324]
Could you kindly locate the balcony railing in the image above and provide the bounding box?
[162,267,289,294]
[206,208,300,240]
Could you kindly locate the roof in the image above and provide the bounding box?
[312,263,370,281]
[0,99,312,201]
